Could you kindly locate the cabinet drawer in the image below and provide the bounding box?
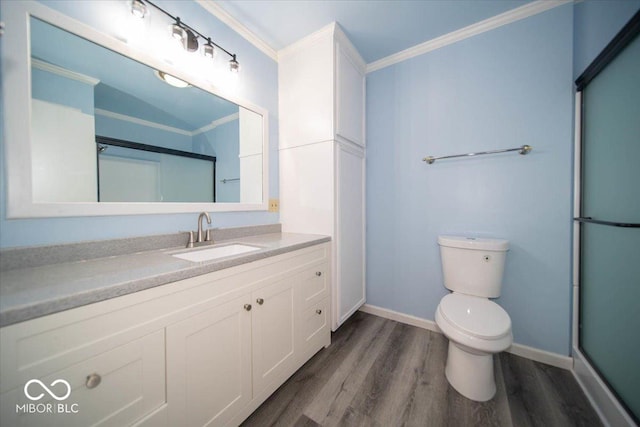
[296,263,329,310]
[298,298,330,358]
[0,330,165,427]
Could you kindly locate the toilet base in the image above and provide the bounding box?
[445,341,496,402]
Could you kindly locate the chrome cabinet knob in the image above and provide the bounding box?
[86,373,101,389]
[316,309,322,315]
[244,304,252,311]
[315,271,322,276]
[256,298,264,305]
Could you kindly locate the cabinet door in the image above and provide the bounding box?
[279,141,334,236]
[335,42,365,147]
[298,298,330,360]
[166,296,251,427]
[335,143,366,329]
[251,279,295,395]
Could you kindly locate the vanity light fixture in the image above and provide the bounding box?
[155,70,190,88]
[130,0,147,19]
[133,0,240,72]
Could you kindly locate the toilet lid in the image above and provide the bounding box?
[439,293,511,339]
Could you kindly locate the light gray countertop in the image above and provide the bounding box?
[0,232,330,327]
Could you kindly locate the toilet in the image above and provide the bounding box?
[435,235,512,402]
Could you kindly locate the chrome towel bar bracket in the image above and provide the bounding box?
[220,178,240,184]
[423,145,532,164]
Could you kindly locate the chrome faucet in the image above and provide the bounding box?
[197,212,212,243]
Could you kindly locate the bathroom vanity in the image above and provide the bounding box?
[0,229,331,426]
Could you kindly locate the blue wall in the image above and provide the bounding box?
[0,0,278,248]
[206,121,241,203]
[32,68,95,115]
[366,5,575,355]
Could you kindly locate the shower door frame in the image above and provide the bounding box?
[572,11,640,427]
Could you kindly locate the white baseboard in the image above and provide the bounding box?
[359,304,573,370]
[359,303,441,333]
[572,348,635,427]
[507,342,573,370]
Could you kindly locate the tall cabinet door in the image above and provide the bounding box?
[166,296,252,427]
[334,143,366,329]
[335,41,365,147]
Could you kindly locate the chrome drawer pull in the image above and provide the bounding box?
[315,271,322,276]
[256,298,264,305]
[86,373,101,389]
[244,304,252,311]
[316,309,322,315]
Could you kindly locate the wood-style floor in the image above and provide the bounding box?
[242,311,602,427]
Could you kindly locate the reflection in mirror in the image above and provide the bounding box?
[29,17,263,205]
[96,137,216,202]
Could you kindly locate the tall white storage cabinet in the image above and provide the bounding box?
[279,23,366,330]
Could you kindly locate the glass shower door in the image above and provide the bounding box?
[577,19,640,424]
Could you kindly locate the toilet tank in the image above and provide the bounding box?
[438,236,509,298]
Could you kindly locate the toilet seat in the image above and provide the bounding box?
[438,293,511,340]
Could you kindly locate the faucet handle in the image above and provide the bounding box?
[186,231,195,248]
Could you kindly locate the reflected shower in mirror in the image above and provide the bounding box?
[29,17,263,204]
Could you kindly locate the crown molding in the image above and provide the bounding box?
[277,21,366,72]
[334,23,366,73]
[95,108,193,136]
[192,112,239,135]
[196,0,278,62]
[96,109,240,137]
[31,58,100,86]
[366,0,572,73]
[196,0,570,72]
[278,22,337,60]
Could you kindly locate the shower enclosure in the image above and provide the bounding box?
[573,11,640,426]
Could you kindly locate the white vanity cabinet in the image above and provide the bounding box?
[279,23,366,331]
[0,242,330,427]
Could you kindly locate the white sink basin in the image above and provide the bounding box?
[172,244,261,262]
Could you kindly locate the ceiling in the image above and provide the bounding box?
[214,0,533,63]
